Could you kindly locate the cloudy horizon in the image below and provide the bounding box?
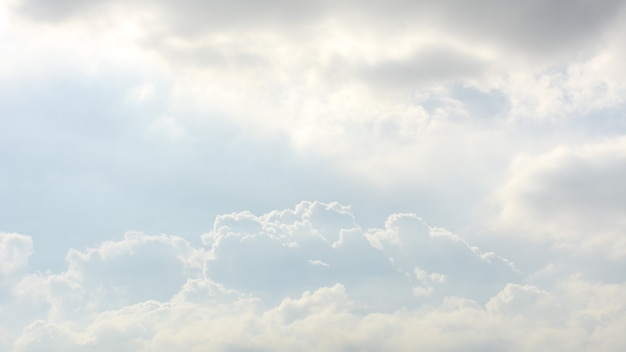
[2,0,626,350]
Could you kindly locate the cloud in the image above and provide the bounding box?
[202,201,518,307]
[360,45,488,88]
[13,0,108,22]
[493,136,626,259]
[3,1,625,282]
[0,233,32,276]
[1,203,625,350]
[4,0,626,229]
[428,0,624,56]
[367,213,521,302]
[12,232,205,323]
[9,278,626,351]
[2,0,626,350]
[14,0,625,56]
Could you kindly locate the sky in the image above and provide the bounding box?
[1,0,626,350]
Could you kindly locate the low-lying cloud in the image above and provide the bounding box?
[2,202,624,351]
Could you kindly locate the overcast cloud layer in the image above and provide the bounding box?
[2,0,626,350]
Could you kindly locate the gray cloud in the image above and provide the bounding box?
[458,0,622,54]
[14,0,111,22]
[352,0,625,56]
[14,0,328,31]
[359,46,487,88]
[14,0,625,57]
[149,0,329,35]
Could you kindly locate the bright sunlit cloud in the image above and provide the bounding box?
[1,0,626,350]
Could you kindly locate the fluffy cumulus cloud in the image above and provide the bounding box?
[202,202,519,307]
[2,0,626,350]
[0,203,624,351]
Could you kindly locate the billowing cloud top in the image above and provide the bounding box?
[1,0,626,350]
[2,203,625,351]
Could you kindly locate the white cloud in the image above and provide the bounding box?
[0,204,624,351]
[492,136,626,259]
[201,202,518,307]
[2,1,626,349]
[12,232,205,322]
[0,233,32,276]
[9,277,626,351]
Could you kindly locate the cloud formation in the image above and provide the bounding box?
[14,279,626,351]
[202,202,518,306]
[494,136,626,259]
[2,1,626,350]
[1,203,625,351]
